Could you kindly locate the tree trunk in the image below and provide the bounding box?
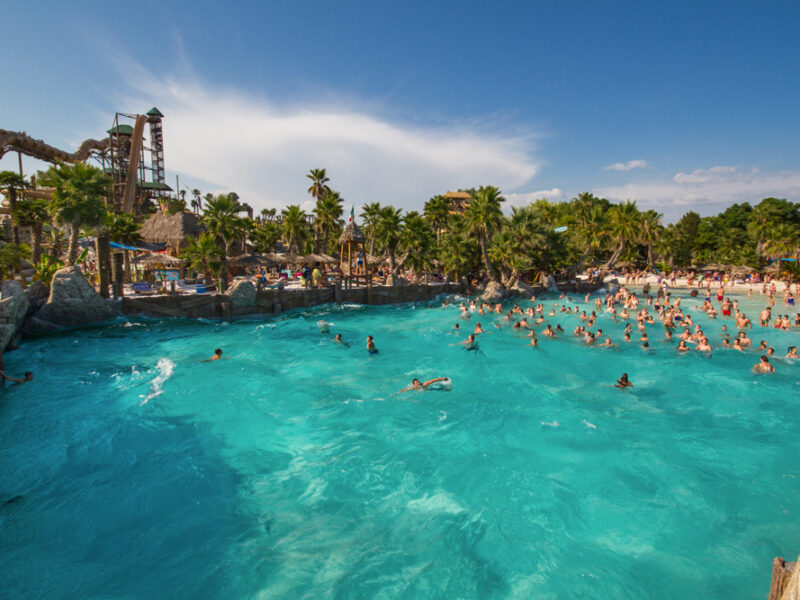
[603,240,625,269]
[66,223,80,266]
[31,224,43,264]
[123,250,132,283]
[480,235,497,282]
[9,188,19,245]
[647,244,654,268]
[96,235,111,298]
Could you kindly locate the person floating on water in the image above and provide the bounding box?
[458,334,478,350]
[1,370,33,384]
[615,373,633,389]
[334,333,349,347]
[399,377,450,392]
[366,335,378,354]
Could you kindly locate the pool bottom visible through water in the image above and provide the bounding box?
[2,290,800,599]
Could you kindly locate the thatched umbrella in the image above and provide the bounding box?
[304,253,337,264]
[140,211,203,254]
[699,263,728,271]
[731,265,755,275]
[133,253,185,268]
[265,252,305,265]
[228,253,276,268]
[338,221,367,279]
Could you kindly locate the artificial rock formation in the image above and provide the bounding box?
[481,281,505,302]
[225,279,256,309]
[25,266,118,334]
[0,281,29,350]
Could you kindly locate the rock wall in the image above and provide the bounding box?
[0,281,29,351]
[24,266,119,334]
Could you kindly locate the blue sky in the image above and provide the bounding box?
[2,0,799,221]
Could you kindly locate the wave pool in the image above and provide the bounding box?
[2,292,800,599]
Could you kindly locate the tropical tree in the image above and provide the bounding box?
[203,193,245,256]
[640,209,663,268]
[37,161,110,265]
[423,195,450,246]
[306,168,331,201]
[603,200,642,268]
[360,202,383,254]
[464,185,505,282]
[12,197,48,263]
[191,188,202,214]
[250,221,281,253]
[374,205,403,274]
[0,171,27,244]
[106,211,142,282]
[398,211,434,278]
[181,232,224,284]
[260,208,277,222]
[0,243,30,282]
[438,225,480,281]
[281,205,309,253]
[313,190,344,253]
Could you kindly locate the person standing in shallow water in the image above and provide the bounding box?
[366,335,378,354]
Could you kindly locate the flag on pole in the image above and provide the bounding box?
[349,206,354,223]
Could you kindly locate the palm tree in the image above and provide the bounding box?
[603,200,642,268]
[260,208,277,222]
[375,205,403,274]
[181,233,224,284]
[439,228,479,281]
[0,171,27,244]
[251,221,280,253]
[306,168,331,202]
[314,190,344,253]
[38,162,110,265]
[464,185,505,282]
[13,197,48,263]
[423,195,450,246]
[360,202,383,254]
[203,193,244,256]
[191,188,202,214]
[640,209,663,268]
[106,211,142,282]
[281,205,309,253]
[748,201,781,257]
[399,211,434,279]
[764,223,799,259]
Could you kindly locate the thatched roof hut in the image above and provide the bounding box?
[338,221,366,245]
[133,253,185,268]
[140,211,203,253]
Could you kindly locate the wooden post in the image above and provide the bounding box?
[769,557,795,600]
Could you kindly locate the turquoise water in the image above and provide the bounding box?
[2,291,800,599]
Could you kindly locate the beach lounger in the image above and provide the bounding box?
[132,282,157,295]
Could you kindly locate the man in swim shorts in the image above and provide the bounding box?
[399,377,450,392]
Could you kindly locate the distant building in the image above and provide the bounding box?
[444,191,471,214]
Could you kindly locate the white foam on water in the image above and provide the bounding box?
[139,358,175,406]
[407,491,465,515]
[541,420,559,427]
[582,419,597,429]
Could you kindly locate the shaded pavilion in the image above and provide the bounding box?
[338,221,367,286]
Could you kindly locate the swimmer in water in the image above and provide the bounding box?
[459,334,478,350]
[203,348,224,361]
[318,320,331,333]
[753,355,775,373]
[399,377,450,392]
[333,333,349,347]
[615,373,633,389]
[366,335,378,354]
[0,370,33,384]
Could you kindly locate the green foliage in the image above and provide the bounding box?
[181,233,225,280]
[280,205,309,253]
[0,243,31,280]
[33,254,63,285]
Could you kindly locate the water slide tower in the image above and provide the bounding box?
[147,107,165,191]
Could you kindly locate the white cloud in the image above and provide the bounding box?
[505,188,565,208]
[116,67,540,215]
[596,166,800,221]
[604,159,649,172]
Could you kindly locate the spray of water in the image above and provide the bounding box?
[139,358,175,406]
